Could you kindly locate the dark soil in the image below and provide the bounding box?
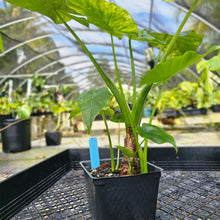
[90,162,120,178]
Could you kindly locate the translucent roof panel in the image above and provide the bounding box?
[0,0,219,92]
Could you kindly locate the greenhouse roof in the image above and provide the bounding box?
[0,0,219,93]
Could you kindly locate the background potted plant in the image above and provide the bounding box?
[210,88,220,112]
[0,79,33,153]
[45,98,73,146]
[0,101,32,153]
[4,0,220,219]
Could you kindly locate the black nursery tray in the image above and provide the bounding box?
[1,147,220,220]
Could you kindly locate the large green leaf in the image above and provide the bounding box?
[136,123,178,152]
[77,88,112,134]
[5,0,89,26]
[136,30,203,56]
[6,0,137,38]
[68,0,138,39]
[140,45,220,85]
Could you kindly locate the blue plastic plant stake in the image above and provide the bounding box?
[89,137,100,169]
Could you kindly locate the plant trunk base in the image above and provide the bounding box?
[119,126,139,175]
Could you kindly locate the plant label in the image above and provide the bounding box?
[89,137,100,169]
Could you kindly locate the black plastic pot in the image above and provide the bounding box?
[164,109,178,118]
[210,105,220,112]
[178,107,207,116]
[0,118,31,153]
[80,159,163,220]
[45,131,62,146]
[0,114,14,125]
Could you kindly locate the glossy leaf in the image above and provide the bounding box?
[17,105,32,119]
[116,145,135,158]
[136,30,203,56]
[140,45,220,85]
[14,0,138,38]
[77,88,112,134]
[136,123,178,152]
[5,0,89,26]
[68,0,138,39]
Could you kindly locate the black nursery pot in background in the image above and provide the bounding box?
[210,105,220,112]
[0,114,14,125]
[80,160,163,220]
[0,118,31,153]
[45,131,62,146]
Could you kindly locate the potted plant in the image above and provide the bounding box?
[0,96,15,123]
[210,88,220,112]
[45,99,72,146]
[0,102,32,153]
[157,81,208,119]
[4,0,220,219]
[0,81,33,153]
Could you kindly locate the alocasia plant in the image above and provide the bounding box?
[5,0,220,175]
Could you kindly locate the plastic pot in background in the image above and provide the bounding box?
[0,114,14,126]
[80,159,163,220]
[45,131,62,146]
[178,107,207,116]
[210,105,220,112]
[143,107,153,118]
[0,118,31,153]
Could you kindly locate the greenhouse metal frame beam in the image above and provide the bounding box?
[0,33,56,58]
[0,72,57,78]
[0,46,68,81]
[0,16,37,29]
[169,1,220,33]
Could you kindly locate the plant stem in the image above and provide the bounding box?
[149,81,167,124]
[129,38,136,104]
[116,123,121,170]
[56,11,130,127]
[111,35,123,93]
[155,47,163,65]
[111,34,130,115]
[101,112,115,171]
[143,140,148,173]
[111,34,145,172]
[55,113,61,131]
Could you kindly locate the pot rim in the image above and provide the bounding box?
[80,158,163,180]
